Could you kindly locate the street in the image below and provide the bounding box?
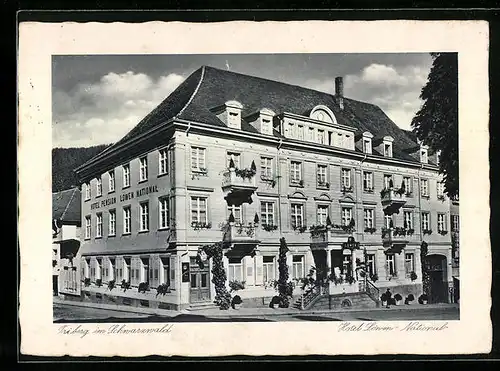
[54,303,459,323]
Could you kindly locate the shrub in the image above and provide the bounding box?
[231,295,243,308]
[410,271,418,281]
[269,295,282,308]
[138,282,150,293]
[96,278,102,287]
[394,293,403,301]
[107,279,116,291]
[388,298,396,305]
[380,292,388,302]
[418,294,429,304]
[156,283,170,296]
[121,279,130,292]
[84,278,91,287]
[407,294,415,301]
[228,280,246,293]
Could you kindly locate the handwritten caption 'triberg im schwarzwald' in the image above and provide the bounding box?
[57,324,174,338]
[338,322,449,332]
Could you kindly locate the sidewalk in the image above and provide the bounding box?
[54,296,458,319]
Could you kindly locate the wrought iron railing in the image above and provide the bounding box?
[300,285,326,310]
[359,277,380,303]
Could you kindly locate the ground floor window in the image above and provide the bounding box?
[95,258,102,280]
[386,254,397,277]
[263,256,275,283]
[292,255,305,279]
[366,254,376,276]
[405,253,415,277]
[160,257,170,286]
[342,255,352,276]
[228,257,243,282]
[62,265,78,292]
[123,257,131,283]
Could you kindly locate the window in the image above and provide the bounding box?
[123,206,131,234]
[123,164,130,188]
[384,174,393,189]
[386,255,396,276]
[341,168,351,189]
[95,258,102,280]
[317,205,329,226]
[159,149,168,175]
[227,205,242,224]
[437,182,445,198]
[452,215,460,232]
[421,212,430,231]
[96,213,103,238]
[228,257,243,281]
[141,258,150,284]
[159,198,169,229]
[297,125,304,140]
[364,209,374,229]
[160,257,170,285]
[384,214,393,229]
[384,143,392,157]
[287,123,295,138]
[85,216,91,239]
[291,203,304,228]
[290,161,302,184]
[341,207,352,226]
[191,147,206,172]
[260,157,273,179]
[226,152,241,169]
[263,256,275,282]
[108,171,115,192]
[420,179,429,197]
[363,172,373,191]
[124,258,131,283]
[317,129,325,144]
[405,253,415,277]
[421,149,428,163]
[404,211,413,230]
[190,197,208,224]
[85,183,91,200]
[262,118,272,135]
[308,127,315,142]
[366,254,376,276]
[139,202,149,232]
[437,213,447,232]
[109,210,116,236]
[292,255,305,279]
[403,176,412,194]
[96,177,102,197]
[260,201,275,225]
[139,157,148,182]
[363,139,372,154]
[317,164,328,187]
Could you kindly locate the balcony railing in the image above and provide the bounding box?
[223,223,258,243]
[310,226,354,245]
[381,228,411,245]
[221,169,258,196]
[380,188,407,214]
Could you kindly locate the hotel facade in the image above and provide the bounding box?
[74,66,459,310]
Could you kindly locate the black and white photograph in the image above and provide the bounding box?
[18,20,490,356]
[51,52,460,323]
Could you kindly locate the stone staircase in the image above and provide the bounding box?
[185,302,219,311]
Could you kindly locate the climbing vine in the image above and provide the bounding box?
[196,242,232,310]
[420,241,430,297]
[275,237,293,308]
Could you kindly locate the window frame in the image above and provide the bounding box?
[363,208,374,229]
[437,213,447,232]
[363,171,373,192]
[341,168,352,189]
[421,212,430,231]
[123,206,132,235]
[191,147,207,173]
[403,210,414,230]
[260,201,275,226]
[108,171,115,193]
[292,255,305,279]
[405,253,415,277]
[260,156,274,180]
[139,156,148,182]
[290,160,302,185]
[190,196,208,225]
[96,177,102,197]
[420,179,429,197]
[108,209,116,236]
[341,207,353,226]
[317,164,328,188]
[84,215,91,240]
[122,164,131,188]
[316,204,329,226]
[386,254,397,277]
[159,197,170,230]
[96,212,103,238]
[290,203,305,229]
[85,182,91,200]
[158,149,168,176]
[139,202,150,232]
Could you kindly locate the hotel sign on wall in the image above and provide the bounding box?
[90,185,159,210]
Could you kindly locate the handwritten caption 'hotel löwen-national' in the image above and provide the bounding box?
[338,322,449,332]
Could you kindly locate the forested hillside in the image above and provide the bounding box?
[52,144,110,192]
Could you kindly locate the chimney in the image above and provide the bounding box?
[335,76,344,110]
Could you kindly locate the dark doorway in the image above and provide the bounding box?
[53,276,58,296]
[424,254,448,304]
[189,258,210,303]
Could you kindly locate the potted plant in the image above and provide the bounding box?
[95,278,102,287]
[107,279,116,291]
[410,271,418,281]
[120,279,130,292]
[231,295,243,310]
[419,294,429,305]
[156,283,170,297]
[138,282,149,293]
[84,278,91,287]
[405,294,415,305]
[380,292,388,307]
[269,295,282,309]
[394,293,403,306]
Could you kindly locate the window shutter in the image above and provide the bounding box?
[254,255,263,285]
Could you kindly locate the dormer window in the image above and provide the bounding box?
[310,105,337,125]
[227,110,241,129]
[245,108,275,135]
[212,100,243,130]
[420,145,429,164]
[361,131,373,154]
[382,136,394,157]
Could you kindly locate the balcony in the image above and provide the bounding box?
[381,228,410,248]
[310,225,354,247]
[222,169,258,204]
[380,188,407,214]
[223,223,260,250]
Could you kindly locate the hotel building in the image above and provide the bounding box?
[74,66,458,310]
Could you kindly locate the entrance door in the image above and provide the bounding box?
[424,255,447,303]
[189,258,210,303]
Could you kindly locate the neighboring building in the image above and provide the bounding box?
[450,194,460,303]
[75,66,458,310]
[52,187,81,297]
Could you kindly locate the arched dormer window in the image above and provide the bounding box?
[310,105,337,125]
[362,131,374,154]
[420,144,429,164]
[259,108,275,135]
[382,136,394,157]
[212,100,244,130]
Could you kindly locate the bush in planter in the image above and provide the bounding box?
[96,278,102,287]
[410,271,418,281]
[156,283,170,297]
[228,280,246,293]
[405,294,415,304]
[269,295,282,309]
[231,295,243,309]
[107,279,116,291]
[418,294,429,304]
[380,292,388,304]
[121,280,130,292]
[84,278,91,287]
[138,282,149,293]
[394,293,403,305]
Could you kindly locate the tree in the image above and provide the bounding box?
[411,53,458,198]
[275,237,293,308]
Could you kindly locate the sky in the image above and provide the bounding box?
[52,53,433,148]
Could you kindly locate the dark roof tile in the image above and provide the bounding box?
[52,187,81,223]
